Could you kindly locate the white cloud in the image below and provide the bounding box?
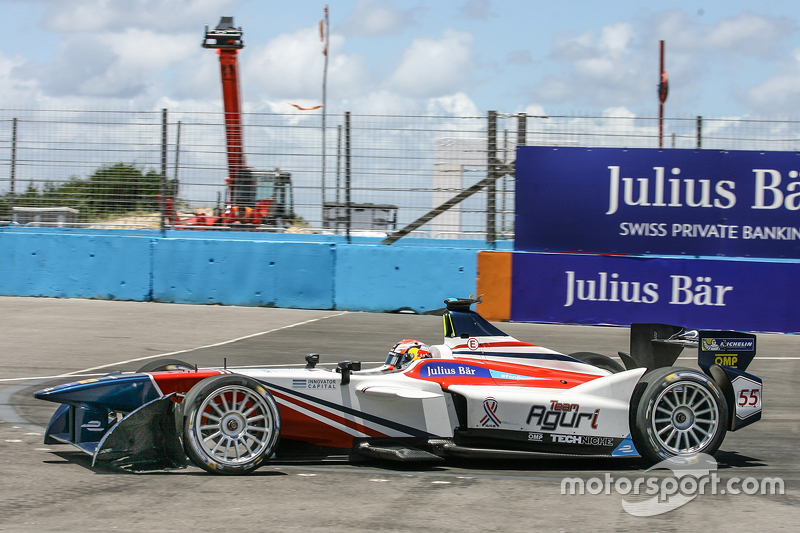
[651,9,794,57]
[39,0,235,33]
[459,0,496,21]
[341,89,420,115]
[743,48,800,115]
[535,22,647,107]
[507,50,533,66]
[601,106,636,119]
[168,54,220,102]
[3,3,798,118]
[20,29,199,99]
[315,89,478,117]
[0,52,39,106]
[532,10,796,112]
[340,0,414,37]
[426,92,479,116]
[387,29,475,98]
[245,27,372,101]
[5,0,237,104]
[522,104,547,117]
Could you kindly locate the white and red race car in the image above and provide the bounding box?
[34,297,762,475]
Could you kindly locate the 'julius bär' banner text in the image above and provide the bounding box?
[515,147,800,258]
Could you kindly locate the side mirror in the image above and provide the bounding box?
[337,360,361,385]
[305,353,320,369]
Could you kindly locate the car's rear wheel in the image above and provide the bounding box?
[137,358,193,372]
[631,367,727,464]
[569,352,625,374]
[182,374,280,475]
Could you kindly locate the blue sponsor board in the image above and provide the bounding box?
[515,147,800,258]
[510,252,800,332]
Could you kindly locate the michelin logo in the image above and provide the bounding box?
[701,338,754,352]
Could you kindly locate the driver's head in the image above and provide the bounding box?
[384,339,432,370]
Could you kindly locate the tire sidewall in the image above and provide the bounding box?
[568,352,625,374]
[137,358,193,373]
[632,367,728,464]
[183,374,280,475]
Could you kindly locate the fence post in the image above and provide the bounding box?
[508,113,526,235]
[487,111,498,246]
[345,111,351,243]
[173,120,181,197]
[336,124,342,204]
[160,108,168,233]
[697,116,702,150]
[9,118,17,215]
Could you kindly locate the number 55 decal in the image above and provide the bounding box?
[731,375,762,420]
[738,388,759,407]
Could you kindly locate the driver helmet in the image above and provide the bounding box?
[384,339,431,371]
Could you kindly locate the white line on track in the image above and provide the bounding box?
[70,311,350,375]
[0,311,353,433]
[0,311,350,383]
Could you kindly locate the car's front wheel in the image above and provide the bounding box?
[136,358,193,372]
[182,374,281,475]
[569,352,625,374]
[631,367,728,464]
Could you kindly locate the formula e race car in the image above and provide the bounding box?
[34,297,763,475]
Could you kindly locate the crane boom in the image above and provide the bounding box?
[203,17,246,205]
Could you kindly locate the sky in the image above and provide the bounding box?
[2,0,800,118]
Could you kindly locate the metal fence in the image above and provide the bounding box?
[1,109,800,242]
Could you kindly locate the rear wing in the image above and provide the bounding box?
[621,323,757,373]
[622,323,761,432]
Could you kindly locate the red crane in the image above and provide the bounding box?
[165,17,293,229]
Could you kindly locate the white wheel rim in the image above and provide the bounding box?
[651,380,719,455]
[194,385,274,466]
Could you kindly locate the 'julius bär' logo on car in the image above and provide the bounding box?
[421,362,489,377]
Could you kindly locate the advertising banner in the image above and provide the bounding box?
[515,147,800,258]
[511,252,800,333]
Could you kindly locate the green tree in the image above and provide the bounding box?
[1,163,173,222]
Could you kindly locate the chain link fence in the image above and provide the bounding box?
[1,109,799,242]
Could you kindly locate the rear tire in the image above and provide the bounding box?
[182,374,280,475]
[569,352,625,374]
[631,367,728,464]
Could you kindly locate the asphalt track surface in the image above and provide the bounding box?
[1,296,798,532]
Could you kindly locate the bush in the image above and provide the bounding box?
[0,163,174,222]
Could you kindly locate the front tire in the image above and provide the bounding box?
[569,352,625,374]
[137,358,193,372]
[182,374,281,475]
[631,367,728,464]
